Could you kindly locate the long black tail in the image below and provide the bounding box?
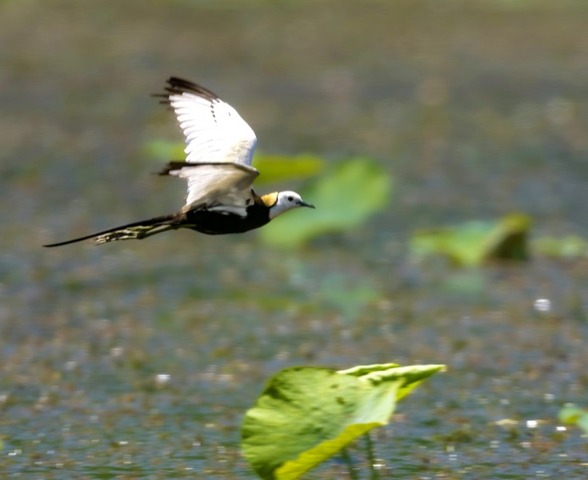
[43,213,179,247]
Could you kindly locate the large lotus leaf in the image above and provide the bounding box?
[252,153,324,185]
[260,158,392,248]
[143,140,186,162]
[410,213,531,267]
[242,363,444,479]
[532,235,588,259]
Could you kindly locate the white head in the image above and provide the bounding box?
[267,190,315,219]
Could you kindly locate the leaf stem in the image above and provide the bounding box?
[364,433,380,480]
[341,447,360,480]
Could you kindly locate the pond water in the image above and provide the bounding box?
[2,1,588,478]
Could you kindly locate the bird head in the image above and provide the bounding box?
[265,191,315,219]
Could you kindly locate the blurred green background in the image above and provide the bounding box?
[2,1,588,477]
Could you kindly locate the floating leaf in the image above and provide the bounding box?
[559,405,588,433]
[253,153,324,185]
[260,158,392,248]
[410,213,531,267]
[242,363,444,479]
[143,139,186,162]
[532,235,588,259]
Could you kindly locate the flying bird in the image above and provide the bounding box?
[44,77,314,247]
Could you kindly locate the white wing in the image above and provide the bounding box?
[163,77,257,166]
[163,162,259,214]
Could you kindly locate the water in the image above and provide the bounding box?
[2,1,588,477]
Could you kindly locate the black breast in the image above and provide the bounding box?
[183,202,271,235]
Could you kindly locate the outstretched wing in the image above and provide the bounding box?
[160,161,259,215]
[159,77,257,166]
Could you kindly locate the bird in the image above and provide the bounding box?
[44,77,315,247]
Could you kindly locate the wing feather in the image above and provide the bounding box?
[162,77,257,167]
[162,162,259,213]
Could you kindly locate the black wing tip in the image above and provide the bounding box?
[158,161,190,176]
[157,76,219,102]
[151,92,171,104]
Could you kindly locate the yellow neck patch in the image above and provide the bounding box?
[260,192,279,208]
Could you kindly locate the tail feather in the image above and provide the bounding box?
[43,214,178,247]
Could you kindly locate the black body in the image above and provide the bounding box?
[43,197,271,247]
[183,201,271,235]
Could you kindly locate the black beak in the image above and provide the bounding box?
[299,200,315,209]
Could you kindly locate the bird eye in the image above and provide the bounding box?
[287,196,293,201]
